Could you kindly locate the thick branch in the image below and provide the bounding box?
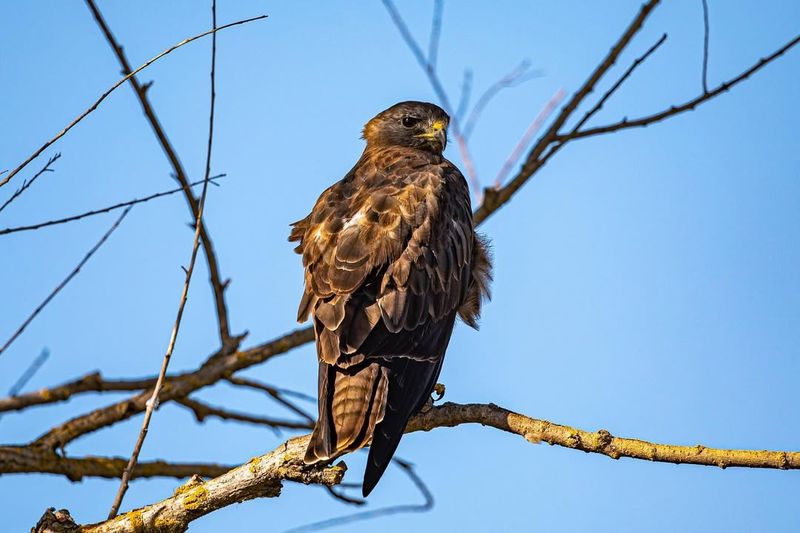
[406,403,800,470]
[0,446,230,482]
[38,438,344,533]
[31,401,800,532]
[30,327,313,450]
[0,372,151,413]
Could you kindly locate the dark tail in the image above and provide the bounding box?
[362,355,444,496]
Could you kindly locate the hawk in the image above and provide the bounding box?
[289,101,491,496]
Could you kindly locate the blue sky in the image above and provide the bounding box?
[1,1,799,531]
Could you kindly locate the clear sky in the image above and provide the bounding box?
[1,1,799,531]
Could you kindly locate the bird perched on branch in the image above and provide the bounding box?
[289,101,491,496]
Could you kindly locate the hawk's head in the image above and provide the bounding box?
[362,101,449,153]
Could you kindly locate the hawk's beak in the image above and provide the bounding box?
[415,119,447,149]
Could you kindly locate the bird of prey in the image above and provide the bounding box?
[289,101,491,496]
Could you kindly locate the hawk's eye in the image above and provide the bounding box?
[401,116,420,128]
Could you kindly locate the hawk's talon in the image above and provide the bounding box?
[433,382,446,401]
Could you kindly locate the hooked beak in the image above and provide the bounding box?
[415,119,447,149]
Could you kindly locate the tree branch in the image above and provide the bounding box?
[381,0,480,194]
[0,175,224,237]
[107,1,221,515]
[35,438,344,533]
[0,13,266,190]
[556,33,800,142]
[701,0,710,93]
[0,446,230,481]
[0,207,132,358]
[31,401,800,532]
[474,0,662,225]
[175,397,312,431]
[84,0,236,348]
[0,372,152,413]
[29,326,313,451]
[0,153,60,214]
[225,375,315,423]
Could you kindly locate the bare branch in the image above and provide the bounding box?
[0,372,151,413]
[225,375,315,423]
[473,0,662,224]
[0,153,60,214]
[0,446,231,481]
[558,33,800,142]
[84,0,236,347]
[462,60,543,141]
[107,0,221,517]
[324,484,367,506]
[36,438,345,533]
[568,33,668,136]
[701,0,710,93]
[381,0,480,194]
[30,326,313,451]
[493,88,565,189]
[7,348,50,397]
[427,0,443,70]
[0,207,132,358]
[0,175,224,237]
[0,13,266,190]
[455,69,472,122]
[288,457,433,532]
[31,401,800,532]
[175,396,312,431]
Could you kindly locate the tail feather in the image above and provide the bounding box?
[304,361,388,464]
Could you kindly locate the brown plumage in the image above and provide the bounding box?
[289,101,492,496]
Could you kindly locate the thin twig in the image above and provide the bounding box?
[0,348,51,421]
[473,0,662,225]
[0,207,131,358]
[7,348,50,396]
[462,60,543,141]
[493,88,566,188]
[0,153,60,214]
[701,0,710,93]
[427,0,443,70]
[286,458,433,533]
[226,375,315,423]
[381,0,480,194]
[0,13,265,190]
[176,397,312,432]
[455,69,473,122]
[569,34,667,136]
[324,485,367,506]
[85,0,238,346]
[0,175,224,237]
[107,2,220,518]
[558,33,800,142]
